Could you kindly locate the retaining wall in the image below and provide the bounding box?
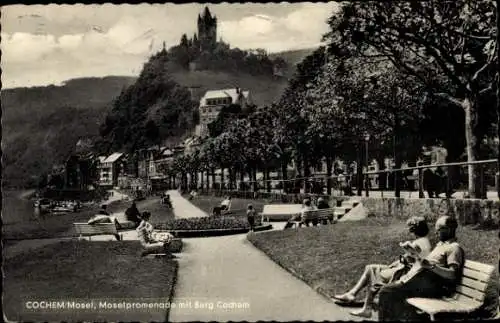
[201,189,500,227]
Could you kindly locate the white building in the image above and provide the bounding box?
[195,87,252,137]
[97,152,124,187]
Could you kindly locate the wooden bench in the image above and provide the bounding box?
[259,204,303,222]
[291,208,336,228]
[406,260,495,321]
[73,223,121,241]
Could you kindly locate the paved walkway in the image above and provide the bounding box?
[168,190,208,219]
[168,193,367,322]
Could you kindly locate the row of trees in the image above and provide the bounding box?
[161,1,499,198]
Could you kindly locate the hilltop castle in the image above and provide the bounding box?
[197,7,217,52]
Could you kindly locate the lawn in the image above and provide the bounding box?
[3,240,178,322]
[247,216,499,319]
[187,194,268,218]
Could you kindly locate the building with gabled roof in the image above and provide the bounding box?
[97,152,125,187]
[196,87,252,137]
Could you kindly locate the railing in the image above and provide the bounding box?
[192,159,499,200]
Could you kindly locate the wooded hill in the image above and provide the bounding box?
[2,48,315,188]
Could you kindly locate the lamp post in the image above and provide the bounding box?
[364,133,370,197]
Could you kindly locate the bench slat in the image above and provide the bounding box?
[462,268,492,283]
[460,277,489,293]
[464,260,495,274]
[74,223,118,236]
[407,297,480,315]
[455,285,486,302]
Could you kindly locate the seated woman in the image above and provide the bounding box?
[136,211,175,257]
[188,190,198,200]
[213,196,232,216]
[333,216,431,318]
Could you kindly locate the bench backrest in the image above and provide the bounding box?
[74,223,118,236]
[454,260,495,304]
[262,204,303,215]
[302,208,334,220]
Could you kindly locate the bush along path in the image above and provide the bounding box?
[167,193,367,322]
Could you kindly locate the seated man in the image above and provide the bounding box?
[316,197,331,225]
[87,213,121,240]
[284,199,316,229]
[378,215,465,321]
[136,211,174,257]
[125,201,142,228]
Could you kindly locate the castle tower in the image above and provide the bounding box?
[197,6,217,52]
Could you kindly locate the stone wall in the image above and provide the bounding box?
[359,197,500,226]
[200,189,500,227]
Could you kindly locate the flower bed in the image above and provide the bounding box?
[155,216,271,237]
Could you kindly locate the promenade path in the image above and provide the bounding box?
[168,193,366,322]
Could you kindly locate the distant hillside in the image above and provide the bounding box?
[2,47,315,188]
[2,76,136,188]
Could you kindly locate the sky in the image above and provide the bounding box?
[1,2,340,89]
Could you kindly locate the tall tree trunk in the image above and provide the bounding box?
[496,0,500,199]
[326,156,333,195]
[220,167,225,190]
[303,156,310,193]
[281,159,288,193]
[266,168,271,192]
[356,146,363,196]
[252,167,258,192]
[200,171,204,190]
[376,154,387,191]
[394,118,401,198]
[211,168,216,189]
[464,97,481,198]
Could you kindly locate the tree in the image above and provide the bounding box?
[325,1,497,198]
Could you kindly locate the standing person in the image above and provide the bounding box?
[125,201,142,228]
[247,204,256,232]
[333,216,432,318]
[378,215,464,321]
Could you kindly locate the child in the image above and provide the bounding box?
[247,204,256,232]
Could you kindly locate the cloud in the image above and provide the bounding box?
[1,3,339,88]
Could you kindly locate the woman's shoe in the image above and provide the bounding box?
[350,308,372,318]
[332,293,356,303]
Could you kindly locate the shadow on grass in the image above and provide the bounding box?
[3,240,178,322]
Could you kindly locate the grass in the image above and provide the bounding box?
[248,216,499,318]
[3,240,178,322]
[187,194,268,218]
